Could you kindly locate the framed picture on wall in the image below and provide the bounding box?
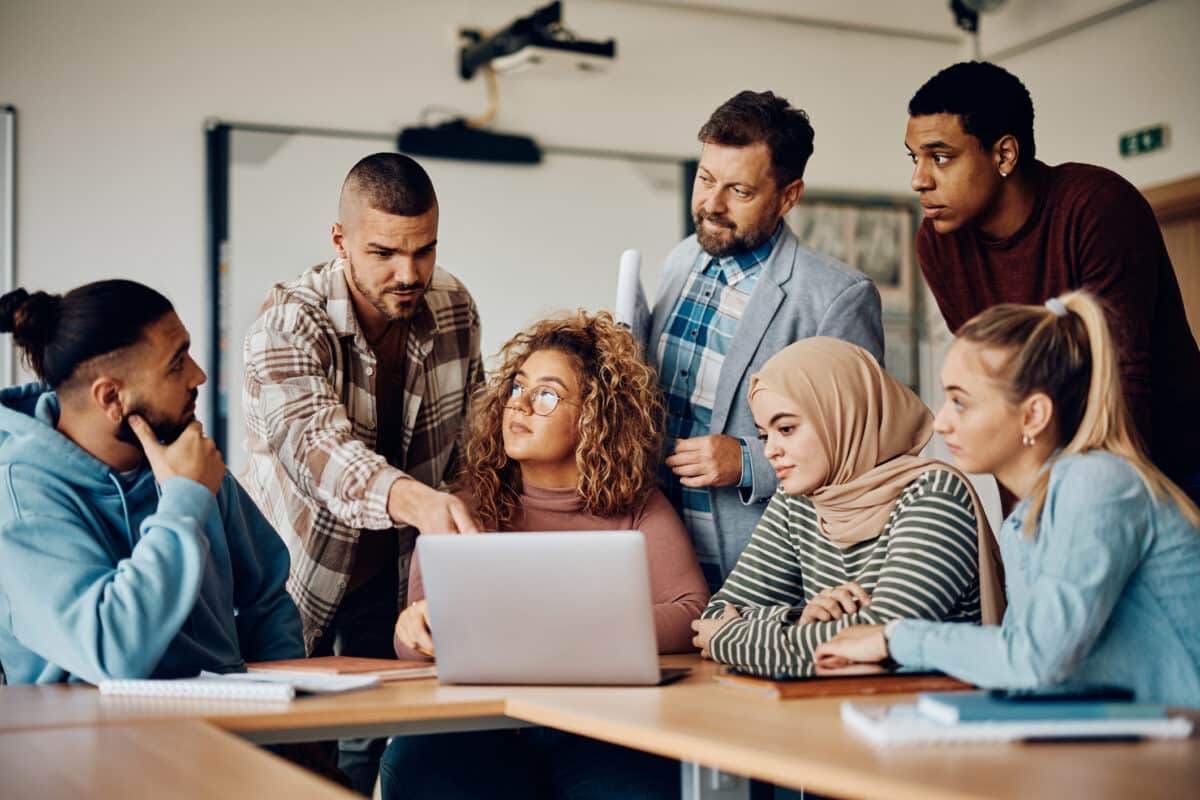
[786,193,922,389]
[786,195,918,311]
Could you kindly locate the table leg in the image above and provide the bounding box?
[681,762,751,800]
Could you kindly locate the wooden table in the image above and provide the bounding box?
[0,719,357,800]
[2,655,1197,800]
[502,659,1200,800]
[0,673,518,742]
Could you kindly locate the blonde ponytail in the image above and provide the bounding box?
[959,291,1200,535]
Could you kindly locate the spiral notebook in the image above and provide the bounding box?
[97,670,381,701]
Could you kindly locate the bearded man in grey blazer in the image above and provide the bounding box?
[648,90,884,592]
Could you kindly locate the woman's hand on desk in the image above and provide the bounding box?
[799,582,871,624]
[813,624,887,669]
[691,603,741,658]
[394,599,435,658]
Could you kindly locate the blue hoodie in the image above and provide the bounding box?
[0,383,304,684]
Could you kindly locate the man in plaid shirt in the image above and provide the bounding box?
[649,92,884,592]
[242,153,481,793]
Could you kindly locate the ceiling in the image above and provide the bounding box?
[616,0,1155,56]
[621,0,967,41]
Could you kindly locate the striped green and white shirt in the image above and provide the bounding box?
[703,469,981,676]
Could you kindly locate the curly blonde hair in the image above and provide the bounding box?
[457,310,664,530]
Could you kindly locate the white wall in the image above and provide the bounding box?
[2,0,1198,433]
[989,0,1200,188]
[0,0,959,428]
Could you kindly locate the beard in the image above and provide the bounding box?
[347,257,426,321]
[115,389,198,450]
[694,208,780,259]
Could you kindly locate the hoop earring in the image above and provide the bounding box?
[1022,434,1036,447]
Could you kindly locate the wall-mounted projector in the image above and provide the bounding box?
[398,2,611,166]
[398,120,542,165]
[459,1,616,80]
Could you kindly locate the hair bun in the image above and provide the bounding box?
[0,288,31,334]
[0,288,61,356]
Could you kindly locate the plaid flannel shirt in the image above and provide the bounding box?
[656,226,780,590]
[241,258,482,650]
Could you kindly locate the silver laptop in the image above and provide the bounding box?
[418,531,689,685]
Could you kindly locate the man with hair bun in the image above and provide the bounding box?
[648,90,884,592]
[906,60,1200,504]
[0,280,304,686]
[242,152,482,794]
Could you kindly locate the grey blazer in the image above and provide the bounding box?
[648,224,884,578]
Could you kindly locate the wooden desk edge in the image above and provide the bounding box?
[500,696,1200,800]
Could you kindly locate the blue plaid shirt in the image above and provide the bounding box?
[656,225,782,590]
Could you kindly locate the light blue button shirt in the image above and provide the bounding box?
[888,451,1200,707]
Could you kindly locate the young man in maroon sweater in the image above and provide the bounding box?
[905,60,1200,505]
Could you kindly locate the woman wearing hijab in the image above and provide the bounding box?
[691,337,1003,676]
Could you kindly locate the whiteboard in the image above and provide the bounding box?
[222,128,684,472]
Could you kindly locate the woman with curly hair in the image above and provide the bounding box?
[382,311,707,800]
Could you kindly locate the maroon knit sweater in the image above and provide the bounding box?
[918,161,1200,476]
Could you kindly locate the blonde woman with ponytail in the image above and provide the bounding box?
[816,291,1200,706]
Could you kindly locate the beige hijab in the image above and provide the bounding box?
[749,338,1006,624]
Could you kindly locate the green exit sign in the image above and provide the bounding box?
[1119,125,1167,157]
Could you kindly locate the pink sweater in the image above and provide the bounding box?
[399,485,710,658]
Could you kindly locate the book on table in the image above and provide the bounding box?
[246,656,437,682]
[917,690,1166,725]
[716,663,973,700]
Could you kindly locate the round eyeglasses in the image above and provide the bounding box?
[506,382,577,417]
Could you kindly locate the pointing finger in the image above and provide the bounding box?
[448,502,480,534]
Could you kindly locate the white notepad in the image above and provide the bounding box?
[98,677,295,701]
[97,670,381,702]
[841,701,1195,746]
